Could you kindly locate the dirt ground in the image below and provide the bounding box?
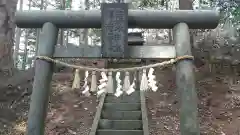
[1,64,240,135]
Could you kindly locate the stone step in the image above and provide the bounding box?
[96,130,143,135]
[101,111,142,120]
[98,119,142,130]
[103,103,141,111]
[105,92,140,103]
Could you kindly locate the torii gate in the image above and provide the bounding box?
[15,2,220,135]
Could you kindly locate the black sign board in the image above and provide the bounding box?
[101,3,128,58]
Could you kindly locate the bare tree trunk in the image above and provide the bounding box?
[14,0,24,67]
[22,0,32,70]
[83,0,89,45]
[59,0,66,46]
[22,30,29,70]
[165,0,172,43]
[0,0,18,76]
[79,0,89,45]
[65,0,72,46]
[65,30,69,44]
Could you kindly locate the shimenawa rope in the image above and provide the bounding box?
[35,55,194,72]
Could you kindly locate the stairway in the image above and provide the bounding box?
[90,91,149,135]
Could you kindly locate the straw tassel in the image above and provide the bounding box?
[126,82,135,95]
[115,72,123,97]
[82,71,91,96]
[97,82,107,96]
[115,86,123,97]
[148,68,158,92]
[82,86,91,96]
[99,72,108,83]
[126,73,137,95]
[72,69,81,89]
[90,71,97,92]
[140,69,148,91]
[97,72,108,96]
[123,71,130,92]
[107,71,114,93]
